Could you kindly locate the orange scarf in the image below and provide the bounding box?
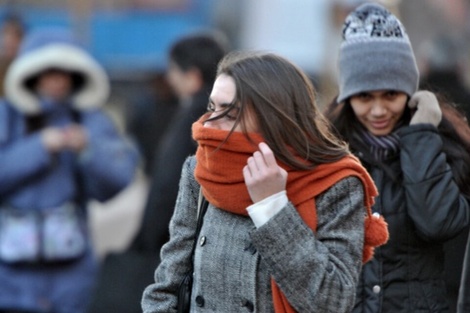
[192,116,388,313]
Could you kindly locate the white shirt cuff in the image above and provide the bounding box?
[246,191,288,228]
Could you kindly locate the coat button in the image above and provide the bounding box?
[326,264,333,273]
[244,243,257,255]
[195,295,205,307]
[373,285,381,294]
[241,300,254,312]
[199,236,206,246]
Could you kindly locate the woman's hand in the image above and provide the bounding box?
[40,125,88,154]
[41,127,66,153]
[243,142,288,203]
[409,91,442,126]
[63,124,88,152]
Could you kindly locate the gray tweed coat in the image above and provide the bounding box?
[142,156,365,313]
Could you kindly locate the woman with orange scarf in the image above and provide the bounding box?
[142,51,388,313]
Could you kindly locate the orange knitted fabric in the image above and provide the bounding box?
[192,116,389,313]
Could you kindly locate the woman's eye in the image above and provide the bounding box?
[206,102,239,121]
[355,93,371,101]
[207,103,215,112]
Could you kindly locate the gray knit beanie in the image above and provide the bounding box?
[337,2,419,103]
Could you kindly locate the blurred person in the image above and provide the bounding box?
[0,13,25,96]
[0,28,139,313]
[129,31,228,256]
[324,3,470,312]
[419,34,470,120]
[123,74,179,175]
[142,51,389,312]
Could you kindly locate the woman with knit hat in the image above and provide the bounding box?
[142,50,388,312]
[324,3,470,312]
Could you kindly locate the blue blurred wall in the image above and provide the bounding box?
[0,0,215,75]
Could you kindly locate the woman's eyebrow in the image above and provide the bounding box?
[208,98,234,109]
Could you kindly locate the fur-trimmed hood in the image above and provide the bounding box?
[5,28,110,115]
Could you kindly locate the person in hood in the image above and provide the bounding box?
[0,28,139,313]
[324,3,470,312]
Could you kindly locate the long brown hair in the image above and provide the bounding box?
[207,51,349,170]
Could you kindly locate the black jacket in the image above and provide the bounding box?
[352,124,470,313]
[458,232,470,313]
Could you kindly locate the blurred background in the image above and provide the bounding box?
[0,0,468,258]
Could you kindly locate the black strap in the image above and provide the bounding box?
[189,193,209,268]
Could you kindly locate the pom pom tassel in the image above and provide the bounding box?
[363,213,389,263]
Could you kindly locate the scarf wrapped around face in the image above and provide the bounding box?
[192,115,388,313]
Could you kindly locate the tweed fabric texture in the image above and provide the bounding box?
[141,156,366,312]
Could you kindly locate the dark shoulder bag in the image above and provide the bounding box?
[177,191,208,313]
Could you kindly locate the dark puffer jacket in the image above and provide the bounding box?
[352,124,470,313]
[458,232,470,312]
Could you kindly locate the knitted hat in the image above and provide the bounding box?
[337,2,419,103]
